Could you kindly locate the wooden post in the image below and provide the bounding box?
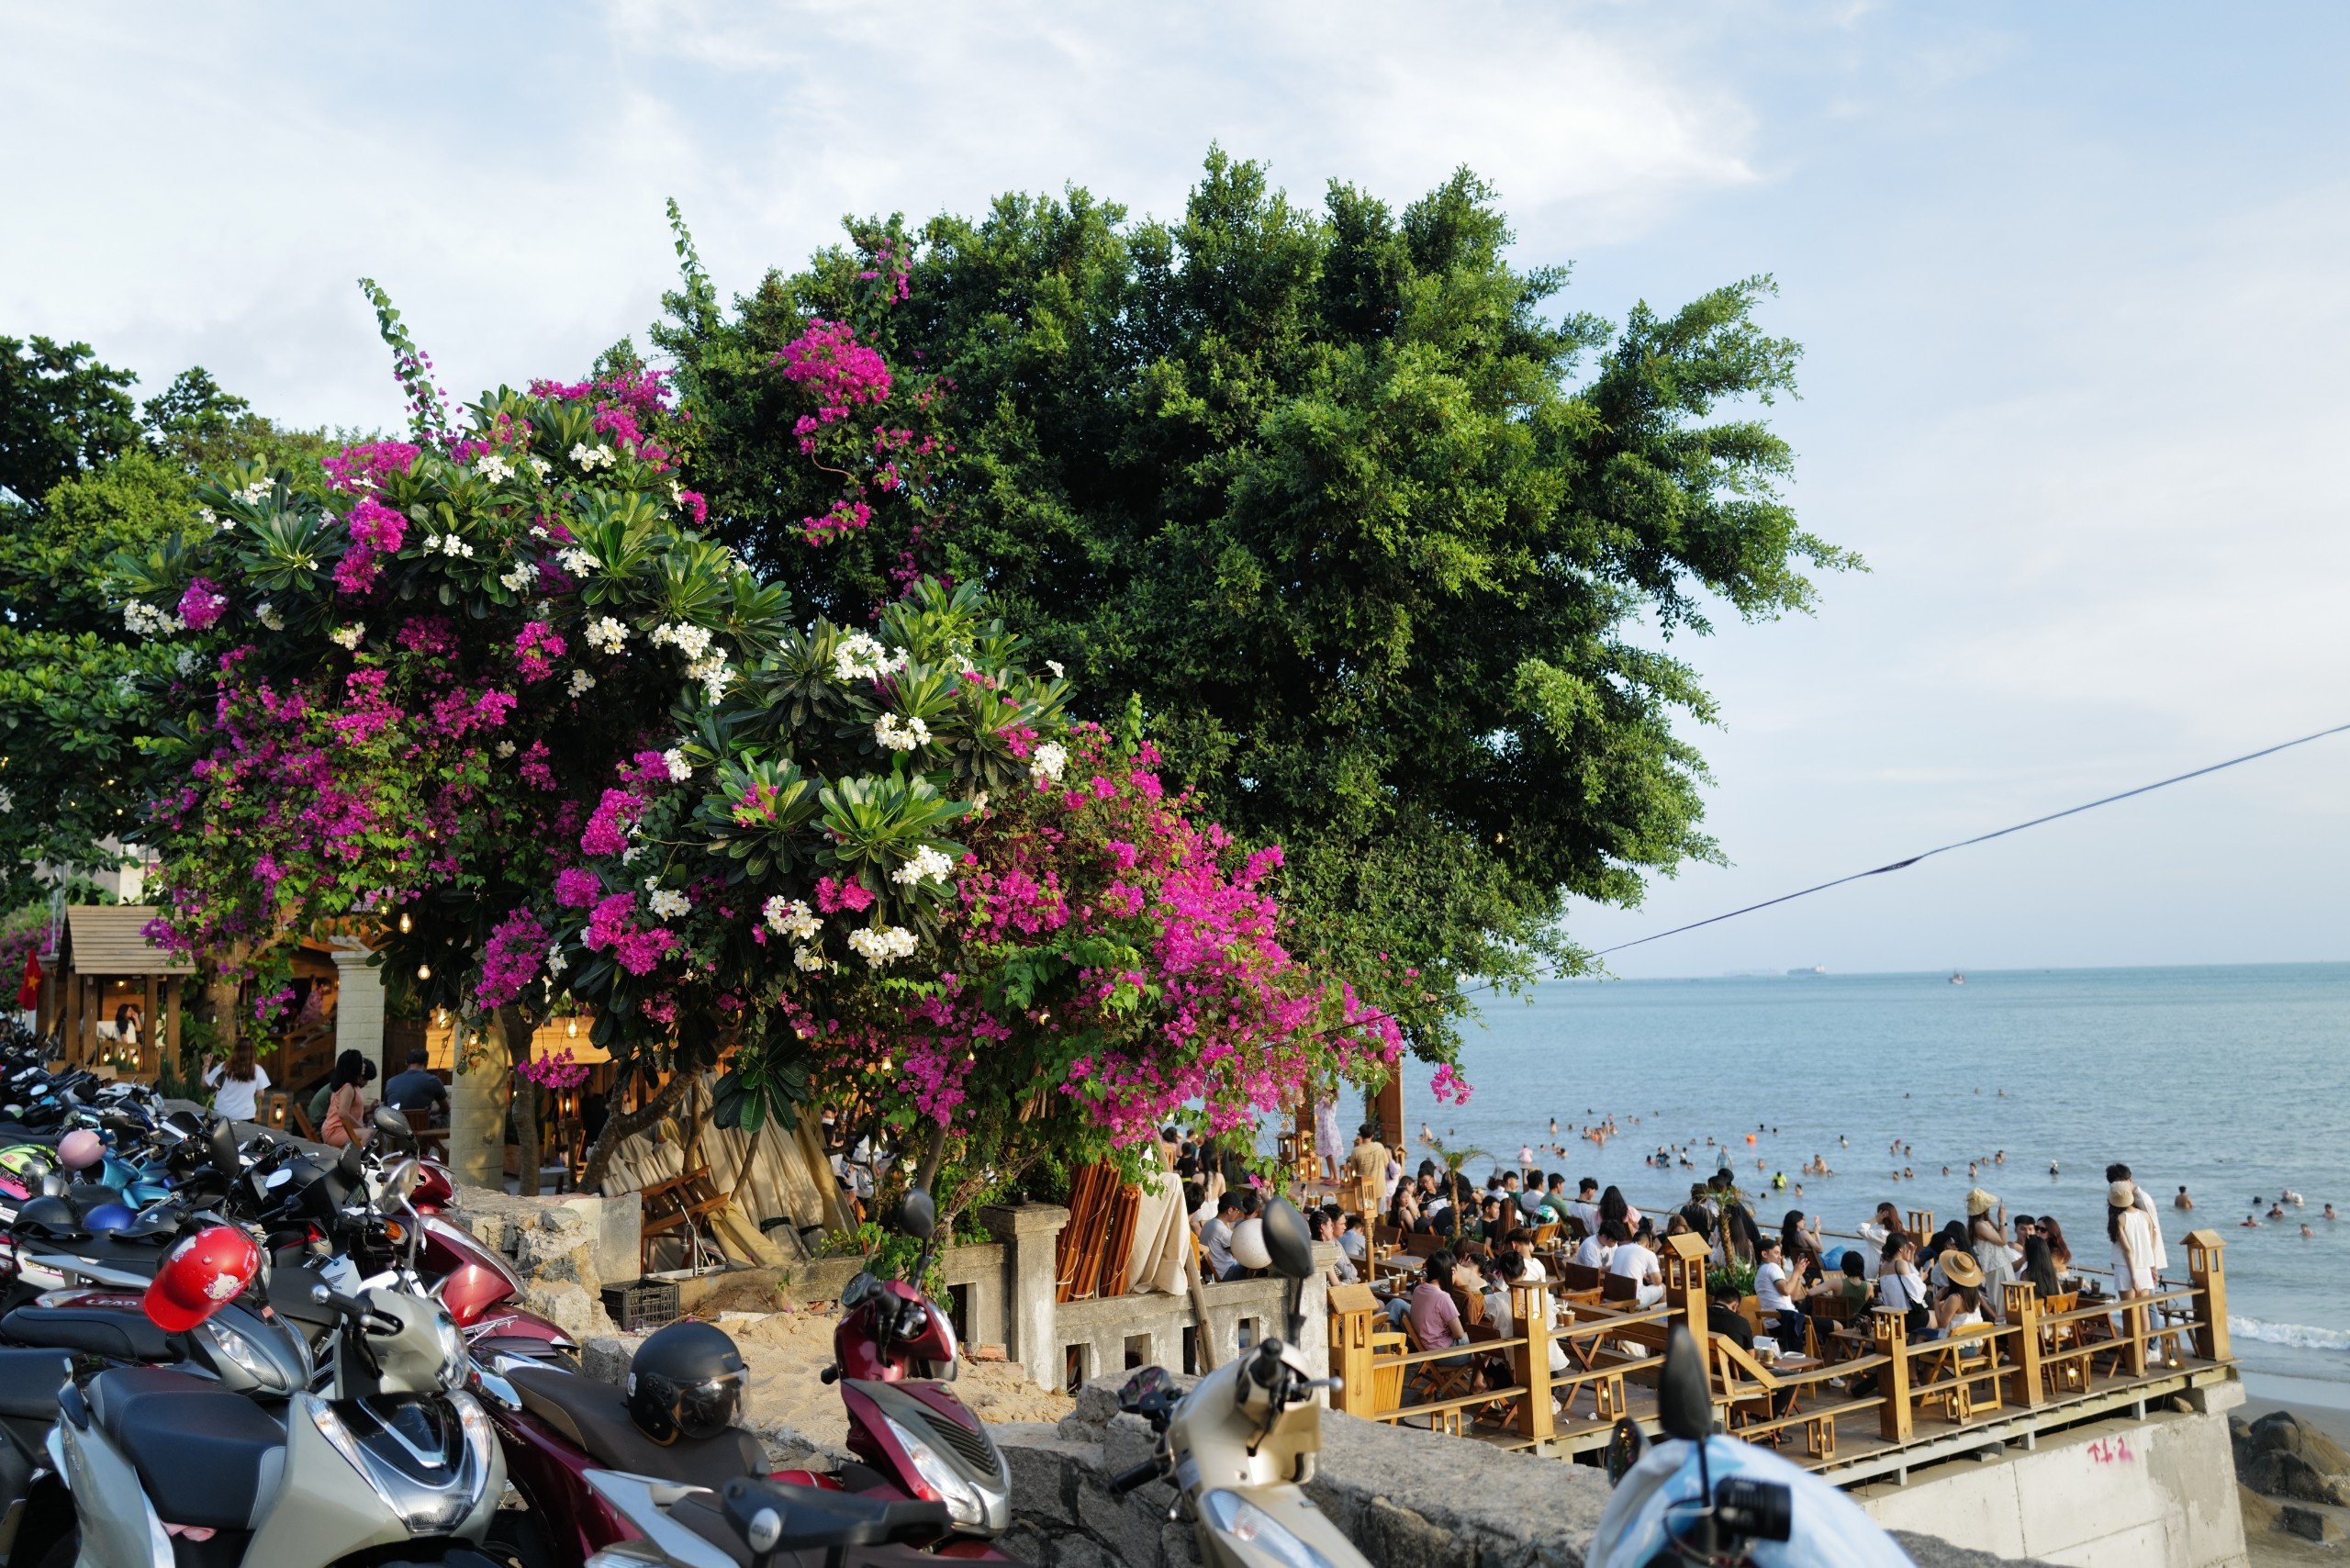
[1326,1284,1379,1418]
[1906,1208,1935,1241]
[140,976,159,1081]
[1371,1073,1403,1149]
[1874,1307,1913,1444]
[1664,1232,1711,1367]
[163,979,183,1079]
[2003,1282,2043,1408]
[2184,1230,2229,1362]
[1513,1280,1555,1447]
[2123,1294,2149,1379]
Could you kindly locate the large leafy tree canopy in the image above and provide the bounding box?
[0,336,335,904]
[654,152,1854,1062]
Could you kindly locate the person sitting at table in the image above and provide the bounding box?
[1706,1279,1755,1351]
[1566,1178,1602,1233]
[1753,1236,1809,1348]
[2020,1233,2063,1304]
[1574,1217,1623,1271]
[383,1047,447,1114]
[1483,1251,1571,1375]
[1781,1209,1824,1283]
[1599,1184,1641,1234]
[1392,1252,1475,1372]
[2038,1214,2076,1276]
[1608,1218,1666,1306]
[1832,1249,1872,1306]
[1877,1234,1933,1338]
[1932,1251,1989,1336]
[1504,1227,1548,1283]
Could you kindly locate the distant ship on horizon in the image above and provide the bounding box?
[1950,969,1967,985]
[1787,965,1827,976]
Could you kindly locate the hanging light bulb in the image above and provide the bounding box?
[567,1017,579,1037]
[397,912,413,935]
[416,962,431,980]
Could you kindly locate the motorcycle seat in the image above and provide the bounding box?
[672,1479,949,1563]
[507,1363,763,1490]
[85,1366,284,1531]
[0,1349,69,1419]
[1,1301,176,1361]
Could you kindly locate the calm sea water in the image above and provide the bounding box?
[1416,963,2350,1387]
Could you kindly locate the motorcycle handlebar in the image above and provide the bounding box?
[1108,1462,1162,1495]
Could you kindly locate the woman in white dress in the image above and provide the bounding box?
[2108,1178,2182,1363]
[1966,1188,2018,1320]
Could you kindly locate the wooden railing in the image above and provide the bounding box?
[1329,1226,2235,1466]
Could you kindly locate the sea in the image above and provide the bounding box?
[1421,962,2350,1407]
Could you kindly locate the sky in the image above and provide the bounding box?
[5,2,2345,978]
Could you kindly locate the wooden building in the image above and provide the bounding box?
[34,905,192,1077]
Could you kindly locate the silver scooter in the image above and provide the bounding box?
[1108,1196,1369,1568]
[44,1159,506,1568]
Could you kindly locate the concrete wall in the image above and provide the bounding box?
[1856,1396,2250,1568]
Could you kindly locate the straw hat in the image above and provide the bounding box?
[2107,1179,2136,1207]
[1965,1187,1998,1217]
[1940,1249,1985,1288]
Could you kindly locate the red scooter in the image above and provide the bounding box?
[478,1191,1012,1568]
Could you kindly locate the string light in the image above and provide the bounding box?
[416,962,431,980]
[397,912,413,935]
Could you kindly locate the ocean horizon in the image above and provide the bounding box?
[1418,960,2349,1387]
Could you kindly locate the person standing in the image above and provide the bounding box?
[203,1043,270,1124]
[1965,1189,2018,1320]
[1313,1092,1342,1184]
[1346,1125,1388,1218]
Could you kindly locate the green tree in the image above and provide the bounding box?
[655,153,1855,1063]
[0,336,140,508]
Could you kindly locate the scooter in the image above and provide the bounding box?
[39,1160,508,1568]
[580,1467,951,1568]
[1588,1325,1916,1567]
[1107,1196,1368,1568]
[813,1190,1011,1542]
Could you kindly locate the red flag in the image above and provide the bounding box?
[15,948,39,1012]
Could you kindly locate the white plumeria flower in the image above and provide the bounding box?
[498,564,533,592]
[1045,660,1065,679]
[668,479,686,509]
[845,925,919,968]
[873,712,929,753]
[568,442,594,466]
[556,547,598,577]
[649,888,692,920]
[476,454,515,483]
[234,478,270,504]
[329,624,364,650]
[545,944,567,977]
[792,944,826,972]
[662,747,692,782]
[585,617,629,655]
[494,740,517,758]
[831,632,906,683]
[0,787,13,813]
[890,846,956,887]
[255,602,285,632]
[121,600,184,637]
[173,648,199,676]
[1029,741,1069,784]
[195,507,220,534]
[762,897,822,941]
[685,651,733,701]
[649,622,714,659]
[567,668,598,697]
[619,844,641,866]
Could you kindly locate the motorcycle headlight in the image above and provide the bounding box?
[1200,1491,1337,1568]
[879,1413,984,1529]
[204,1319,297,1394]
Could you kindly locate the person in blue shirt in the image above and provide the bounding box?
[383,1048,448,1114]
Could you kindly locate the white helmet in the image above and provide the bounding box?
[1229,1215,1270,1271]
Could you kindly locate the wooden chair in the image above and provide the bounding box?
[1601,1272,1641,1305]
[1402,1316,1481,1417]
[1560,1260,1605,1294]
[1916,1324,2004,1425]
[638,1152,733,1274]
[2037,1293,2086,1394]
[1807,1294,1857,1361]
[404,1106,449,1160]
[289,1101,320,1141]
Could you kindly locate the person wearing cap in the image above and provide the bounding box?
[1964,1187,2018,1320]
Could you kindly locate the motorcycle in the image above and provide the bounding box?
[39,1159,508,1568]
[811,1190,1011,1542]
[580,1468,952,1568]
[1588,1325,1915,1567]
[1107,1195,1366,1568]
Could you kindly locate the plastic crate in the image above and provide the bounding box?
[601,1278,681,1333]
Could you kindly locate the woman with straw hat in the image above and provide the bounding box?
[1931,1249,1990,1336]
[1966,1187,2017,1319]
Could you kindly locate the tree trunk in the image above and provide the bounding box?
[579,1069,690,1193]
[448,1015,510,1189]
[498,1004,542,1197]
[911,1121,950,1197]
[203,973,241,1058]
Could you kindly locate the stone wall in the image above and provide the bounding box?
[1855,1394,2249,1568]
[446,1183,643,1338]
[998,1378,2056,1568]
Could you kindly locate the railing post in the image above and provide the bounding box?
[1326,1283,1379,1417]
[2185,1229,2229,1362]
[1512,1280,1555,1448]
[1874,1307,1913,1444]
[1905,1208,1935,1242]
[2123,1294,2149,1379]
[1664,1232,1710,1367]
[2004,1282,2043,1407]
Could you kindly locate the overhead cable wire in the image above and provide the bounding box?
[1591,719,2350,957]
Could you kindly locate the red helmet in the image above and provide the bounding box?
[143,1224,261,1332]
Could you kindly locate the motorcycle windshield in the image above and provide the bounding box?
[1587,1436,1915,1568]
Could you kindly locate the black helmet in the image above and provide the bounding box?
[626,1321,747,1444]
[14,1194,86,1241]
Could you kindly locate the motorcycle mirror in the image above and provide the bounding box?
[1657,1325,1713,1442]
[371,1105,414,1145]
[378,1158,420,1211]
[1117,1365,1170,1410]
[208,1120,242,1175]
[1259,1195,1315,1282]
[1604,1416,1647,1485]
[338,1143,365,1180]
[894,1187,936,1243]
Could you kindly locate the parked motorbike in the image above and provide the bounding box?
[812,1190,1011,1543]
[39,1161,509,1568]
[1108,1195,1366,1568]
[1589,1325,1914,1567]
[580,1467,952,1568]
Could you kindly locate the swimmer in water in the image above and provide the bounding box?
[2174,1186,2194,1211]
[2302,1225,2317,1239]
[2050,1161,2060,1176]
[2243,1215,2261,1228]
[2328,1204,2338,1222]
